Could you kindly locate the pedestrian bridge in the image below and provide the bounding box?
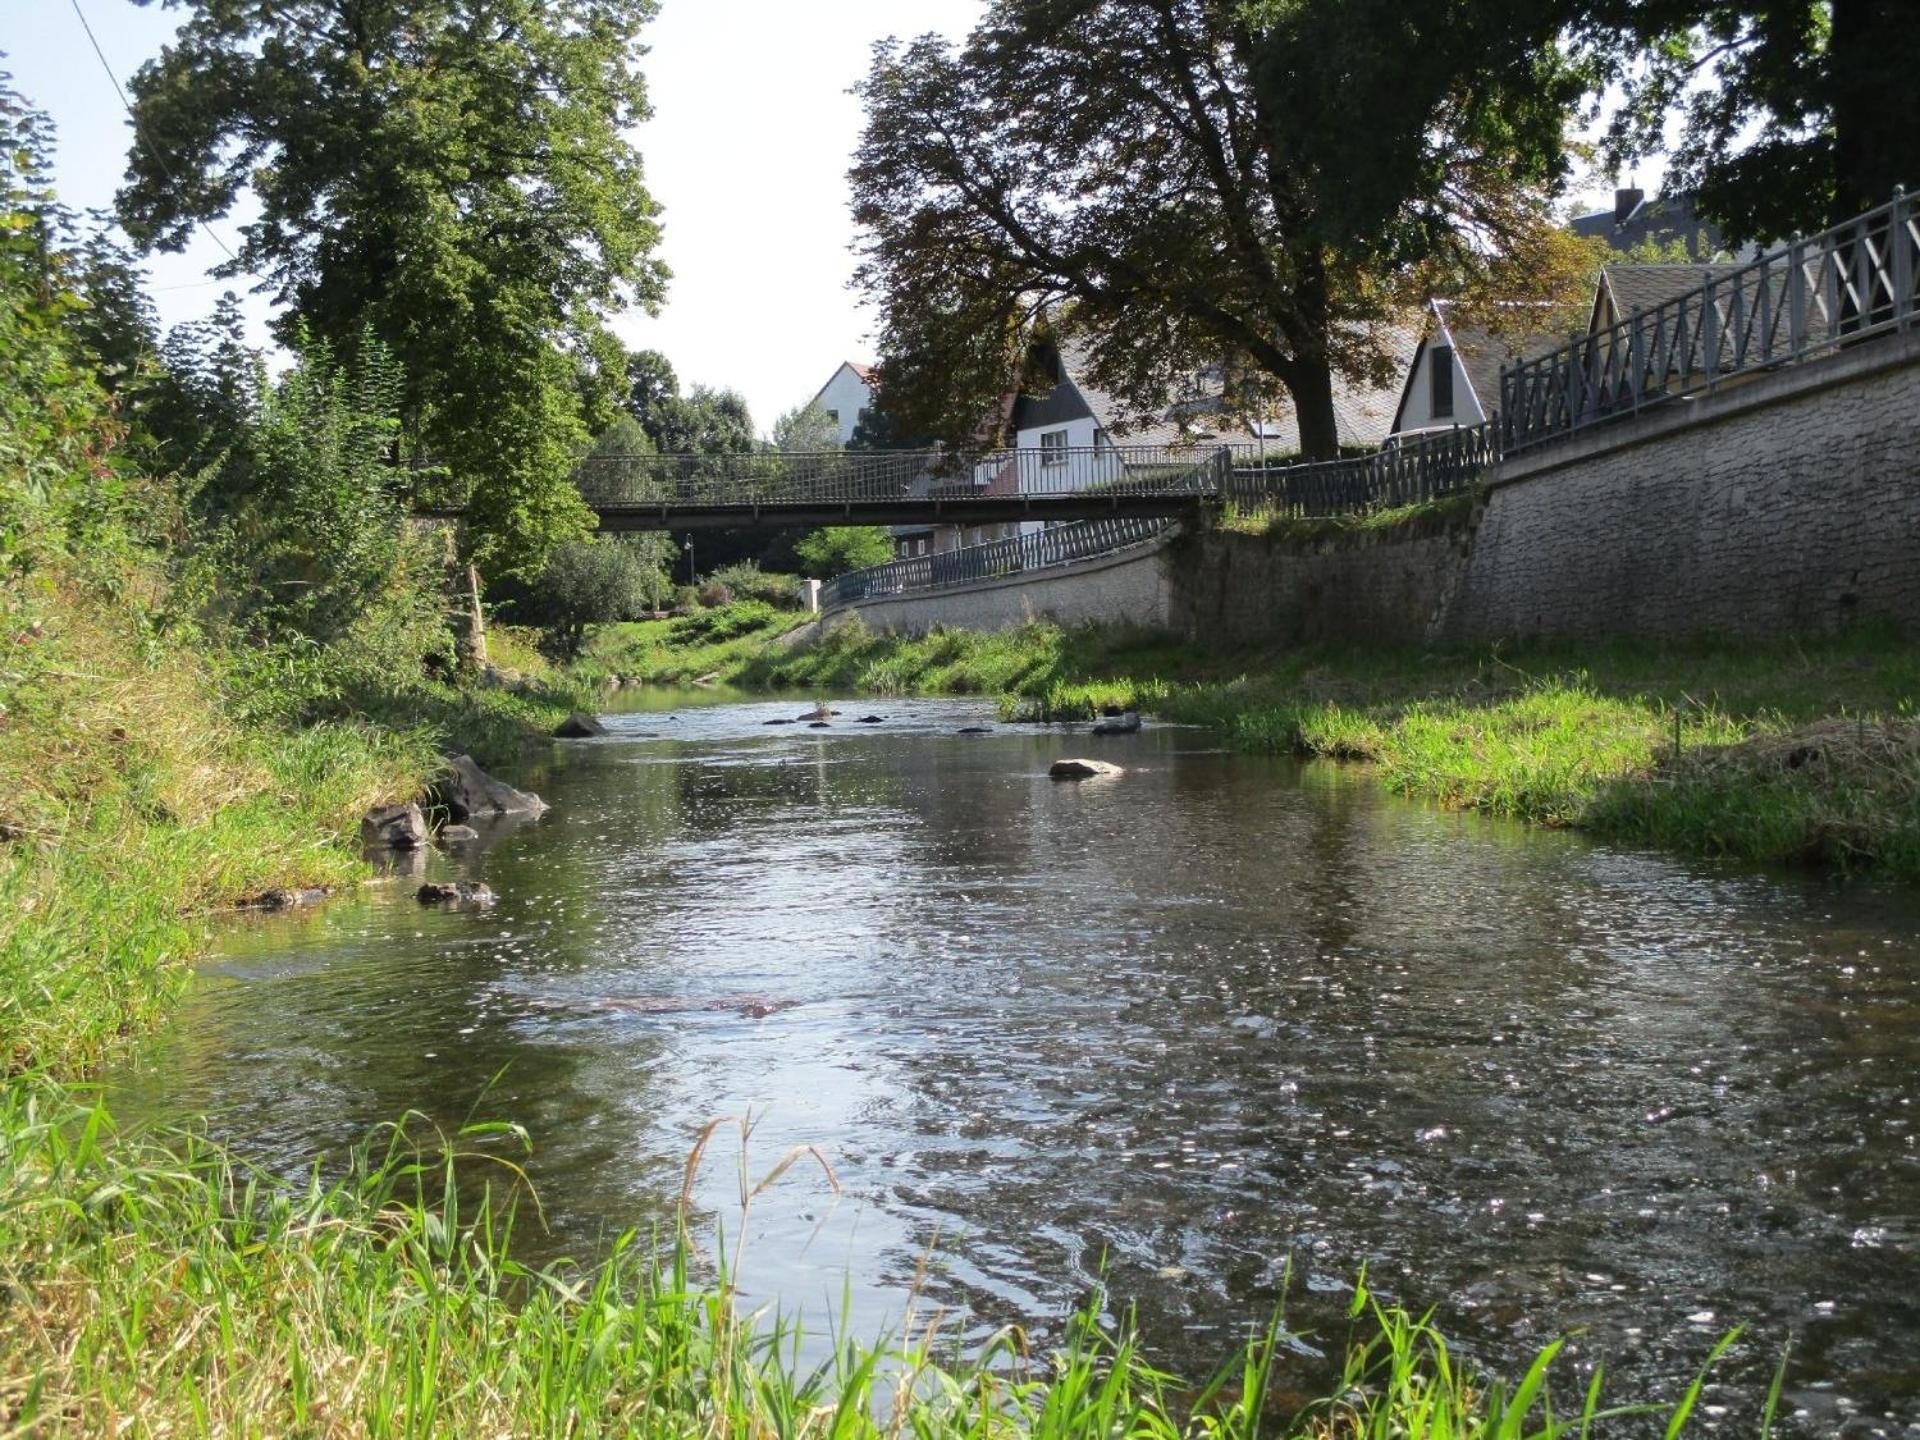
[419,445,1232,531]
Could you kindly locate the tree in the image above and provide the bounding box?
[1593,0,1920,243]
[794,526,894,577]
[515,538,650,658]
[577,417,672,608]
[115,0,670,574]
[620,350,756,455]
[771,401,842,453]
[850,1,1590,459]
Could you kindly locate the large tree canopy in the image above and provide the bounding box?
[850,0,1590,459]
[116,0,669,572]
[1593,0,1920,243]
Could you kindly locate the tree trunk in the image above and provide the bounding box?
[1284,359,1341,462]
[1828,0,1920,223]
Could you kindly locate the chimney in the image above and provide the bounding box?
[1614,186,1645,224]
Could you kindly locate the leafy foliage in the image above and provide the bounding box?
[794,526,895,577]
[770,400,842,453]
[850,1,1591,458]
[195,331,441,655]
[1591,0,1920,242]
[513,538,652,659]
[115,0,670,573]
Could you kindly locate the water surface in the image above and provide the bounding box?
[109,694,1920,1433]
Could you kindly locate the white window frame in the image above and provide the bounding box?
[1038,428,1069,467]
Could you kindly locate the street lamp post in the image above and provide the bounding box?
[683,537,695,586]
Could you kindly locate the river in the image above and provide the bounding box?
[106,693,1920,1432]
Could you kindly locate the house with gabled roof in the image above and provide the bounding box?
[1389,300,1570,440]
[809,361,877,446]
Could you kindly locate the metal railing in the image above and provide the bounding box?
[1226,421,1498,516]
[1501,191,1920,451]
[567,443,1230,510]
[821,514,1175,610]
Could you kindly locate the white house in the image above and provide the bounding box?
[1389,300,1567,440]
[808,361,878,446]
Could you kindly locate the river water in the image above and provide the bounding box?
[107,694,1920,1432]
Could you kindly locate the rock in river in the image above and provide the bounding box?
[417,881,496,907]
[1091,711,1141,735]
[439,824,481,844]
[439,754,548,822]
[361,802,427,850]
[553,712,608,738]
[1050,757,1123,780]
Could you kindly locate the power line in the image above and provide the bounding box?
[65,0,243,266]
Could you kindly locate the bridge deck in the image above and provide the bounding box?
[415,491,1216,533]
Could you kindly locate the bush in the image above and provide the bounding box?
[696,581,732,608]
[515,538,650,659]
[794,526,894,577]
[707,560,802,609]
[668,599,780,644]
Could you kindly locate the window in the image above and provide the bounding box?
[1039,428,1069,466]
[825,409,839,425]
[916,538,929,556]
[1428,345,1454,419]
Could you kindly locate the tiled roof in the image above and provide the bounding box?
[1598,264,1749,319]
[1445,316,1572,418]
[1057,321,1421,454]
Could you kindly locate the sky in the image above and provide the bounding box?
[8,0,1649,438]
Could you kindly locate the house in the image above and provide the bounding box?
[808,361,877,446]
[1389,300,1569,440]
[925,327,1418,553]
[1570,188,1731,261]
[1588,262,1754,333]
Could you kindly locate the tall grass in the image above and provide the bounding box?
[0,1083,1758,1439]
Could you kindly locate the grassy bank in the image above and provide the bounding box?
[575,600,814,687]
[0,565,582,1077]
[686,615,1920,880]
[0,1080,1751,1437]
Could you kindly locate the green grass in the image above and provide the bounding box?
[577,601,812,687]
[0,1082,1766,1439]
[0,572,580,1077]
[654,614,1920,880]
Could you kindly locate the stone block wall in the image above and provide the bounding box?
[1442,333,1920,640]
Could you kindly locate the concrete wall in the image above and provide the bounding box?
[1167,508,1476,649]
[1442,330,1920,640]
[805,535,1174,639]
[807,334,1920,650]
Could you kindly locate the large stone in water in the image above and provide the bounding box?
[361,802,427,849]
[553,712,608,738]
[1091,712,1141,735]
[417,881,495,907]
[1050,758,1123,780]
[439,754,548,822]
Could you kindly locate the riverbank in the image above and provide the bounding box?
[2,581,1771,1434]
[0,567,584,1077]
[641,613,1920,881]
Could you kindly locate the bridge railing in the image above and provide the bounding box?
[570,444,1229,510]
[1501,191,1920,451]
[1226,421,1498,516]
[820,515,1175,611]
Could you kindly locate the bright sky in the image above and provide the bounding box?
[9,0,1642,437]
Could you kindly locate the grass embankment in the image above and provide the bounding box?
[576,599,814,687]
[719,615,1920,879]
[0,569,581,1077]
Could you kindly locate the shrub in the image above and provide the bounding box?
[794,526,894,577]
[516,538,650,659]
[668,599,780,644]
[696,581,733,608]
[708,560,803,609]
